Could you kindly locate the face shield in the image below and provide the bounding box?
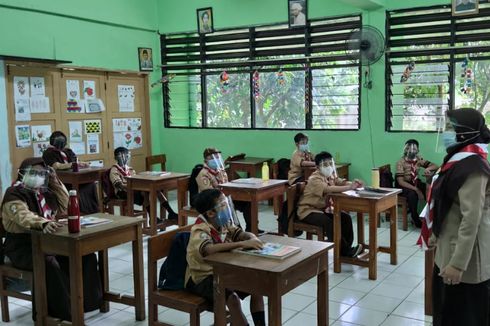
[116,151,131,167]
[436,116,481,152]
[213,195,240,229]
[21,166,50,191]
[319,158,336,178]
[404,143,419,160]
[207,153,225,171]
[52,135,67,150]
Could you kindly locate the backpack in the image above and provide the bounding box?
[276,158,291,180]
[189,164,204,207]
[379,166,394,188]
[101,167,116,200]
[158,232,191,290]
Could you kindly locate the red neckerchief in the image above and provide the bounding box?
[405,158,419,185]
[50,146,69,163]
[195,216,223,243]
[417,144,487,248]
[114,164,131,177]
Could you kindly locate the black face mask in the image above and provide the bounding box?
[53,137,66,150]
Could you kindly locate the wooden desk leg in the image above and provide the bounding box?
[213,275,227,326]
[425,249,435,316]
[389,205,397,265]
[127,186,135,217]
[317,266,328,325]
[268,292,282,326]
[250,198,259,235]
[69,243,84,325]
[333,205,342,273]
[149,189,157,236]
[31,234,47,326]
[368,206,378,280]
[132,225,145,320]
[357,212,365,246]
[98,250,109,312]
[97,180,104,213]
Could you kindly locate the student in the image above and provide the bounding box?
[288,132,315,185]
[297,151,363,257]
[185,189,265,326]
[109,147,177,219]
[1,157,102,321]
[196,147,261,233]
[42,131,99,214]
[395,139,438,227]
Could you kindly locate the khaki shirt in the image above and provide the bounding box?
[196,165,228,192]
[297,170,345,220]
[395,155,431,183]
[109,165,136,194]
[185,216,242,284]
[288,149,314,185]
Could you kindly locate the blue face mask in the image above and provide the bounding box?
[442,131,457,149]
[299,143,309,152]
[207,159,219,170]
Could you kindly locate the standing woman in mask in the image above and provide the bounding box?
[395,139,439,227]
[288,132,315,185]
[42,131,99,214]
[296,151,364,257]
[1,158,102,321]
[418,108,490,326]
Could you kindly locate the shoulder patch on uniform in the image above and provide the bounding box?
[199,232,211,240]
[202,178,209,186]
[9,204,17,214]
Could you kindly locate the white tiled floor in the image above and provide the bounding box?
[4,193,432,325]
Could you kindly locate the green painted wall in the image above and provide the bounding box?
[156,0,450,182]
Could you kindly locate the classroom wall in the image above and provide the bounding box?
[0,0,163,188]
[156,0,450,182]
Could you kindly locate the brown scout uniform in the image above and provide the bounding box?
[395,155,431,183]
[196,165,228,192]
[288,149,314,185]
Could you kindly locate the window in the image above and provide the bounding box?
[386,4,490,131]
[161,15,361,130]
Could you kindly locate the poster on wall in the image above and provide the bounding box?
[30,96,50,113]
[15,125,31,148]
[66,80,83,113]
[31,125,52,142]
[113,130,143,150]
[83,80,96,99]
[30,77,46,97]
[13,76,29,99]
[33,141,50,157]
[86,134,100,154]
[84,98,105,113]
[70,142,86,155]
[69,121,83,142]
[84,119,102,134]
[118,85,135,112]
[14,98,31,121]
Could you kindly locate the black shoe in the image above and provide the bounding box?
[156,217,163,224]
[168,212,178,220]
[412,218,422,228]
[349,244,363,258]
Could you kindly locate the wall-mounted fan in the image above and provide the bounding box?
[346,25,385,88]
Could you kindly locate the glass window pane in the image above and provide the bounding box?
[167,75,202,127]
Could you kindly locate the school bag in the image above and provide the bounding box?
[189,164,204,207]
[158,231,191,290]
[276,158,291,180]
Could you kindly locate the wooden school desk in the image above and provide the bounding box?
[227,157,273,180]
[126,172,189,235]
[204,234,333,326]
[31,213,145,326]
[219,178,288,234]
[330,188,401,280]
[303,162,351,180]
[56,167,106,213]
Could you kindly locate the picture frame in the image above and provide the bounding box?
[197,7,214,34]
[288,0,307,28]
[452,0,479,16]
[138,47,153,72]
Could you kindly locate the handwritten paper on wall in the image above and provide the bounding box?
[113,118,142,149]
[30,77,50,113]
[14,98,31,121]
[118,85,135,112]
[30,124,52,157]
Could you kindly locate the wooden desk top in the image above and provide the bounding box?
[56,167,106,176]
[228,157,273,165]
[204,234,333,273]
[127,171,189,181]
[220,178,288,190]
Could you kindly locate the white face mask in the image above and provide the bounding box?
[320,166,334,177]
[23,175,45,189]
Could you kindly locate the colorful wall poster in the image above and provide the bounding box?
[31,125,52,142]
[33,141,50,157]
[13,76,29,99]
[83,80,96,99]
[86,134,100,154]
[14,98,31,121]
[30,77,46,97]
[84,119,101,134]
[15,125,31,148]
[112,118,129,132]
[66,80,83,113]
[68,121,83,142]
[84,98,105,113]
[117,85,135,112]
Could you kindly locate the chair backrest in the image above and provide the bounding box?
[378,164,394,188]
[286,182,306,235]
[177,176,191,211]
[189,164,204,206]
[146,154,167,171]
[101,168,116,199]
[276,158,291,180]
[224,153,246,164]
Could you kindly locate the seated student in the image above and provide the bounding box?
[395,139,438,228]
[42,131,99,214]
[297,151,363,257]
[288,132,315,185]
[109,147,178,219]
[1,157,102,321]
[185,189,266,326]
[196,147,261,233]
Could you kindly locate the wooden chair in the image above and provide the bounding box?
[177,176,200,226]
[146,154,167,172]
[287,182,325,241]
[378,164,408,231]
[224,153,246,179]
[148,225,210,326]
[0,220,33,322]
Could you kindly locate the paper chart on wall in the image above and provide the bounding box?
[13,77,29,99]
[86,134,100,154]
[84,98,105,113]
[70,142,86,155]
[84,119,101,134]
[113,130,142,150]
[15,125,31,148]
[66,80,83,113]
[69,121,83,142]
[31,125,51,142]
[30,96,50,113]
[118,85,135,112]
[33,141,50,157]
[30,77,46,97]
[14,98,31,121]
[83,80,96,99]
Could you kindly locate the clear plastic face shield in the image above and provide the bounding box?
[20,166,50,191]
[318,158,337,178]
[404,143,419,160]
[116,151,131,167]
[213,195,240,230]
[207,153,225,171]
[436,116,480,152]
[52,135,67,150]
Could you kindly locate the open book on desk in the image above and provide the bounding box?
[233,242,301,260]
[343,187,393,198]
[80,216,112,227]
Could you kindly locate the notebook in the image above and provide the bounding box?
[80,216,112,227]
[230,178,264,185]
[233,242,301,260]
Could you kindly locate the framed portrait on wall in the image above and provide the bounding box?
[452,0,479,16]
[288,0,307,28]
[197,7,214,34]
[138,47,153,72]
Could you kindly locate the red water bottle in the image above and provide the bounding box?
[72,158,79,172]
[68,190,81,233]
